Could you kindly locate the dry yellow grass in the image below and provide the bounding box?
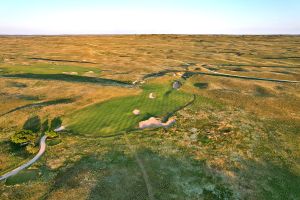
[1,35,299,82]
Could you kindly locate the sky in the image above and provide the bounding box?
[0,0,299,35]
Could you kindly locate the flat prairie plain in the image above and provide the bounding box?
[0,35,299,200]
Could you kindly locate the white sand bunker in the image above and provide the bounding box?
[132,80,140,84]
[84,71,96,77]
[139,117,176,129]
[149,93,156,99]
[133,109,140,115]
[62,72,78,75]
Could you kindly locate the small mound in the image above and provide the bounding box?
[230,67,248,72]
[254,86,273,97]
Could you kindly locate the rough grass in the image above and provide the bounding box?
[67,82,193,136]
[0,64,101,76]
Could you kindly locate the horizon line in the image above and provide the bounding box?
[1,33,300,37]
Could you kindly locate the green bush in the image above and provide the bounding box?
[45,131,59,139]
[11,130,37,146]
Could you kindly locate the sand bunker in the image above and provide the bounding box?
[133,109,140,115]
[62,72,78,75]
[149,93,156,99]
[84,71,97,77]
[139,117,176,129]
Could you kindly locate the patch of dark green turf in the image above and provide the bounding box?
[3,74,132,87]
[5,169,39,185]
[194,82,209,89]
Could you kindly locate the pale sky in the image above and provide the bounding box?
[0,0,299,35]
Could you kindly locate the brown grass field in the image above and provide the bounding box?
[0,35,299,200]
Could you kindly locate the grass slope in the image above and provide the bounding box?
[67,83,193,136]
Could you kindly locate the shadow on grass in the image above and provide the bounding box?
[194,82,209,89]
[41,148,234,200]
[7,141,299,199]
[0,140,29,159]
[28,57,98,64]
[182,72,299,83]
[263,56,300,60]
[0,92,40,101]
[7,81,27,88]
[3,73,132,87]
[254,86,274,97]
[218,63,300,69]
[0,98,74,117]
[143,69,180,79]
[237,159,300,199]
[50,117,62,130]
[23,116,41,133]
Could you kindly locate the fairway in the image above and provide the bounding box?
[67,82,193,136]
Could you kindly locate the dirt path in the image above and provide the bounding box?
[0,136,47,181]
[124,134,155,200]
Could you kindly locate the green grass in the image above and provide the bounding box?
[47,138,62,146]
[0,64,101,76]
[5,169,39,185]
[67,83,194,136]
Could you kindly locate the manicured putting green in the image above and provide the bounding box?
[67,83,193,136]
[0,64,101,75]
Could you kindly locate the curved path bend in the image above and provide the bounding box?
[0,135,47,181]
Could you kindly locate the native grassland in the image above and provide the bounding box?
[0,35,299,200]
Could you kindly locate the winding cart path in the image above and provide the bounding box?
[0,135,47,181]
